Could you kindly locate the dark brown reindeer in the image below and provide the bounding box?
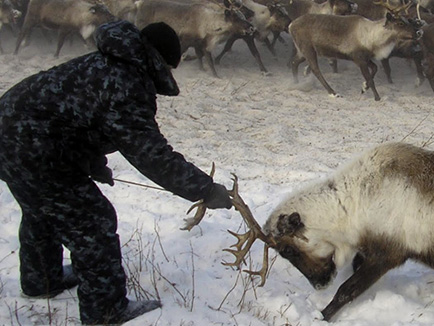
[189,143,434,322]
[289,2,422,101]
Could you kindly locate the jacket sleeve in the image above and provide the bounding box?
[100,78,214,202]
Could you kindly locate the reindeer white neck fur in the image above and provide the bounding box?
[263,142,434,321]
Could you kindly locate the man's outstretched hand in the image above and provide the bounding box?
[204,183,232,209]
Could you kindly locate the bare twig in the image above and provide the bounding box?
[189,241,196,312]
[216,269,243,311]
[154,222,169,263]
[401,110,430,143]
[0,249,17,264]
[147,259,187,304]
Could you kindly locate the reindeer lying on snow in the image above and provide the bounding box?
[184,142,434,321]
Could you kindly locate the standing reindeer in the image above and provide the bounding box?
[289,4,422,100]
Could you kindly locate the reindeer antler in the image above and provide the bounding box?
[223,174,277,287]
[374,0,412,16]
[181,169,277,286]
[180,163,216,231]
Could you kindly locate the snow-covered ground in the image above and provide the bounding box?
[1,28,434,325]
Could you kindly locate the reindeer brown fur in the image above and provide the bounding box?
[289,12,421,100]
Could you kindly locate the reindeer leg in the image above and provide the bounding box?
[242,35,269,74]
[368,60,378,79]
[414,55,425,87]
[289,46,305,83]
[359,61,380,101]
[271,31,280,48]
[194,46,205,71]
[305,52,338,97]
[323,236,407,321]
[215,35,239,65]
[204,50,219,78]
[14,27,28,55]
[55,30,71,58]
[14,15,37,55]
[322,257,401,321]
[381,58,393,84]
[263,37,277,57]
[329,59,338,73]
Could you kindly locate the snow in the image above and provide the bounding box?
[1,29,434,326]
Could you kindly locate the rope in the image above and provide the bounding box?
[112,177,169,192]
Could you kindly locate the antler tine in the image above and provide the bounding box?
[400,0,413,14]
[243,244,271,287]
[223,174,276,286]
[180,163,215,231]
[228,174,276,245]
[223,229,257,266]
[373,0,411,15]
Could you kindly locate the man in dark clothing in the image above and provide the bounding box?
[0,20,232,325]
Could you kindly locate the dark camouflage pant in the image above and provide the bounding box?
[0,150,128,324]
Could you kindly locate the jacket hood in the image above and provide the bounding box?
[95,20,179,96]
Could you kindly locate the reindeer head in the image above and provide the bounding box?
[330,0,358,16]
[263,212,336,290]
[267,2,292,33]
[183,172,337,289]
[222,0,256,36]
[0,0,21,25]
[375,0,423,40]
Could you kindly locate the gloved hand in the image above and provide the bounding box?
[203,183,232,209]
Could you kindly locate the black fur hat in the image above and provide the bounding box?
[141,22,181,68]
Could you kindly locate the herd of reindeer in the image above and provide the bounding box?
[0,0,433,101]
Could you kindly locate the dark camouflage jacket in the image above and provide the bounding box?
[0,20,213,202]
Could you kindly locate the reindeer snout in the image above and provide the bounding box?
[247,25,256,36]
[13,9,21,19]
[351,3,358,13]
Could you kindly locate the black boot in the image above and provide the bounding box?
[22,264,78,298]
[116,300,162,323]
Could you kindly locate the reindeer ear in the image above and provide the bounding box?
[276,212,305,237]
